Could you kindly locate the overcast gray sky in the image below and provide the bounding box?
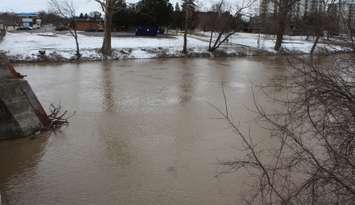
[0,0,256,15]
[0,0,222,13]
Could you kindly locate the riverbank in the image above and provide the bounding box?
[0,31,351,63]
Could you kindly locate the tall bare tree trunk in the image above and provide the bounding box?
[346,19,355,51]
[74,36,80,58]
[102,8,113,56]
[274,33,283,51]
[49,0,81,59]
[182,7,188,54]
[274,13,287,51]
[208,31,213,50]
[310,33,320,55]
[73,27,81,59]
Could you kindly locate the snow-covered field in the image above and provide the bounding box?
[0,32,210,61]
[195,32,350,53]
[0,31,350,62]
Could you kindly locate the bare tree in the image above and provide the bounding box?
[271,0,301,51]
[94,0,121,57]
[205,0,256,52]
[303,0,337,55]
[336,1,355,50]
[49,0,81,59]
[182,0,196,54]
[346,5,355,49]
[38,11,65,27]
[215,54,355,204]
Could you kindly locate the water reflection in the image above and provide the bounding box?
[101,127,131,167]
[0,136,48,203]
[101,62,116,112]
[0,57,288,205]
[177,59,195,104]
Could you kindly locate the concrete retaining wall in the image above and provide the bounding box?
[0,63,12,79]
[0,59,49,139]
[0,80,47,138]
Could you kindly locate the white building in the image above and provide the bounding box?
[16,13,42,29]
[259,0,325,17]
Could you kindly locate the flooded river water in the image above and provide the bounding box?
[0,57,286,205]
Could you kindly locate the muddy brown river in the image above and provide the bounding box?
[0,57,286,205]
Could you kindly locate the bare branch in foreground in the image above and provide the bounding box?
[211,55,355,204]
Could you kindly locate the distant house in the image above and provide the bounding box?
[195,11,241,32]
[0,13,18,31]
[76,19,104,31]
[195,11,219,31]
[16,12,42,29]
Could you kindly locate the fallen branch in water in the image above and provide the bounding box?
[46,104,75,131]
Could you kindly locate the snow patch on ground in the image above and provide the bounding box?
[0,32,213,62]
[0,32,351,62]
[197,32,351,53]
[130,49,156,59]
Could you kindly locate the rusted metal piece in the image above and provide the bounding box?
[0,54,26,79]
[7,63,26,79]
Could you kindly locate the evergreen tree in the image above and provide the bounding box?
[136,0,173,26]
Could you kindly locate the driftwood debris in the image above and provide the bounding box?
[47,104,75,131]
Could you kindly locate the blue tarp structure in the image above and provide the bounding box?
[135,26,164,36]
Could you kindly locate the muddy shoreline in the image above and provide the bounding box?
[6,47,349,64]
